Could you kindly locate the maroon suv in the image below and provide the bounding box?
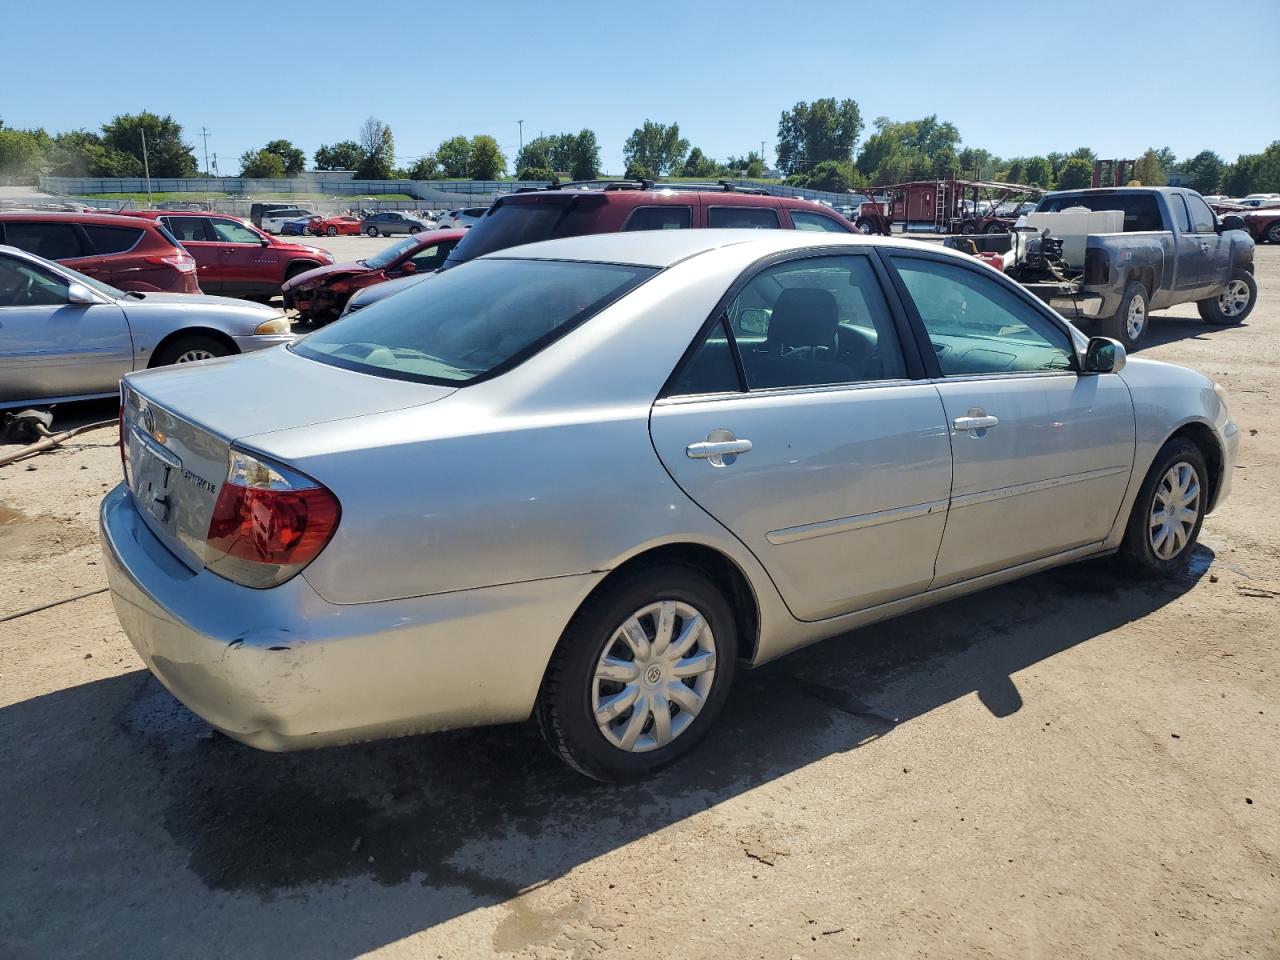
[0,211,200,293]
[120,211,334,300]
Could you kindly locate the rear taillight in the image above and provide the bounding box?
[204,450,340,589]
[146,252,196,272]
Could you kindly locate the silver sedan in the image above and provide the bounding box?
[100,230,1238,780]
[0,245,295,410]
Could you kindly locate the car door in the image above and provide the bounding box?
[0,220,106,280]
[883,250,1135,587]
[160,216,222,291]
[206,217,273,298]
[650,251,952,622]
[1165,193,1207,299]
[0,253,133,403]
[1184,193,1229,296]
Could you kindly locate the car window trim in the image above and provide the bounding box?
[705,204,782,229]
[877,246,1082,379]
[655,375,920,408]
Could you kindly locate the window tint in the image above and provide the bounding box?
[666,317,742,396]
[3,222,84,260]
[162,216,210,242]
[623,206,693,231]
[1036,192,1162,232]
[1172,195,1192,232]
[707,206,780,229]
[295,259,654,385]
[0,255,70,306]
[789,210,850,233]
[210,219,263,244]
[1186,194,1216,233]
[407,241,453,271]
[82,224,144,255]
[892,256,1074,375]
[446,196,607,263]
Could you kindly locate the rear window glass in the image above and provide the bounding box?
[1036,193,1163,232]
[789,210,851,233]
[153,222,187,250]
[707,206,781,229]
[446,196,608,264]
[624,206,693,231]
[2,222,84,260]
[294,258,654,385]
[82,224,144,254]
[162,216,210,241]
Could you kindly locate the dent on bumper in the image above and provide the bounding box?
[100,484,601,750]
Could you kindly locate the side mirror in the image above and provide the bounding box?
[66,282,96,306]
[399,261,418,274]
[1082,336,1126,374]
[260,237,271,247]
[1219,214,1246,233]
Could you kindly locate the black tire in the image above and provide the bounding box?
[855,218,873,235]
[535,563,737,782]
[408,225,421,235]
[1118,438,1209,578]
[152,335,233,367]
[366,226,379,237]
[1196,268,1257,326]
[984,221,1007,234]
[326,226,338,237]
[1099,281,1149,350]
[960,221,977,235]
[1266,222,1280,244]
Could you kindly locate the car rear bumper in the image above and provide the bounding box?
[100,484,600,750]
[1046,292,1104,318]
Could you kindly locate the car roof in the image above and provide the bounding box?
[119,210,240,219]
[0,210,164,227]
[485,228,946,268]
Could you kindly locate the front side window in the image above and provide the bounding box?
[789,210,851,233]
[891,256,1074,375]
[364,236,420,269]
[623,206,693,231]
[210,219,264,244]
[0,255,71,306]
[406,241,455,271]
[707,206,780,229]
[1186,194,1216,233]
[3,222,84,260]
[294,258,654,384]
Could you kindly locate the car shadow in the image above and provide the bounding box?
[1140,312,1244,349]
[0,548,1210,958]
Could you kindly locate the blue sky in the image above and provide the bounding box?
[4,0,1277,174]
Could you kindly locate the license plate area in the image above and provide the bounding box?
[131,427,182,526]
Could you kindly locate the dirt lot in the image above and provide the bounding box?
[1,243,1277,960]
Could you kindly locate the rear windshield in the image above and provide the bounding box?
[1036,192,1164,232]
[445,195,608,264]
[293,257,655,385]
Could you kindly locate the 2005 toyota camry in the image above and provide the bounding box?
[102,230,1239,780]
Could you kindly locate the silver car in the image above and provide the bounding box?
[359,211,430,237]
[101,231,1238,780]
[0,245,295,410]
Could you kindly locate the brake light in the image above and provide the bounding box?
[146,252,196,272]
[204,451,340,588]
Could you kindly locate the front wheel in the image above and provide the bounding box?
[1197,268,1257,326]
[326,226,338,237]
[1100,281,1149,350]
[960,221,977,235]
[535,564,736,781]
[408,225,421,235]
[366,226,379,237]
[984,221,1007,234]
[1118,438,1208,577]
[152,335,232,367]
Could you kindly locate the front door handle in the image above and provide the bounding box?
[687,429,752,467]
[954,414,999,433]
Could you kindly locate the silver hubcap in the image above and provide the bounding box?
[1219,279,1251,317]
[1126,294,1147,340]
[1149,461,1201,560]
[174,348,216,363]
[591,600,716,753]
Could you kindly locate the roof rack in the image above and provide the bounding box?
[524,178,769,196]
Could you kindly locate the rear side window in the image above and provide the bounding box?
[82,224,144,254]
[295,258,654,384]
[707,206,780,229]
[623,206,693,231]
[162,216,211,241]
[446,196,608,264]
[789,210,850,232]
[1171,196,1192,232]
[3,222,85,260]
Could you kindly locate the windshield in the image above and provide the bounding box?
[363,236,422,269]
[1037,192,1164,232]
[294,258,655,385]
[445,195,608,265]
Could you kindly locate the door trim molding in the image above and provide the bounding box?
[766,498,947,545]
[950,465,1130,510]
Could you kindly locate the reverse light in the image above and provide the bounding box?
[254,316,292,335]
[205,450,340,589]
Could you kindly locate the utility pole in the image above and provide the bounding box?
[518,120,524,158]
[761,140,766,165]
[200,126,212,176]
[140,130,153,206]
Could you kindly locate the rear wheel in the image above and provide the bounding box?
[408,225,421,235]
[1197,268,1257,325]
[152,335,232,367]
[984,221,1007,234]
[960,220,977,235]
[535,564,736,781]
[1266,222,1280,244]
[1100,281,1149,350]
[1118,438,1208,577]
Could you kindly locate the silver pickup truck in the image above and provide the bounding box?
[1031,187,1256,348]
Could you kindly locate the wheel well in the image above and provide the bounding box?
[147,327,239,368]
[589,544,761,663]
[1169,422,1223,511]
[1126,266,1155,297]
[285,260,321,280]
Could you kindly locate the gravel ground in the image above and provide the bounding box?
[1,242,1277,960]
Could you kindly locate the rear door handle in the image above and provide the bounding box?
[686,429,752,467]
[954,415,999,432]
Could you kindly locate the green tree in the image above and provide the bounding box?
[436,135,471,178]
[776,98,863,175]
[468,135,507,180]
[1154,146,1177,176]
[100,111,197,177]
[406,155,441,180]
[804,160,866,193]
[624,161,655,180]
[355,116,394,179]
[1055,157,1094,190]
[0,128,46,179]
[313,141,364,171]
[623,120,689,176]
[239,148,285,178]
[518,166,556,182]
[958,146,994,179]
[1179,150,1225,194]
[1132,148,1167,186]
[1023,155,1053,187]
[566,129,601,180]
[856,115,960,184]
[1004,159,1025,184]
[516,137,552,173]
[262,139,306,176]
[681,147,722,178]
[43,130,141,177]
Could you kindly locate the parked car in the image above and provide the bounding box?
[0,211,200,294]
[0,245,292,410]
[1032,187,1256,348]
[282,229,463,322]
[279,216,315,237]
[260,208,317,234]
[1236,207,1280,244]
[434,207,488,230]
[249,203,292,228]
[102,230,1237,780]
[308,215,363,237]
[343,183,860,315]
[119,211,334,301]
[1232,197,1280,209]
[359,211,429,237]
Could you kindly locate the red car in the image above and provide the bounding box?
[120,211,334,300]
[1237,207,1280,244]
[282,228,464,322]
[308,215,363,237]
[0,211,200,293]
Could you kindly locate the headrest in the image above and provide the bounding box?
[766,287,838,350]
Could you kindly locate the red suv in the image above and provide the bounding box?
[0,211,199,293]
[443,180,857,269]
[119,211,334,300]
